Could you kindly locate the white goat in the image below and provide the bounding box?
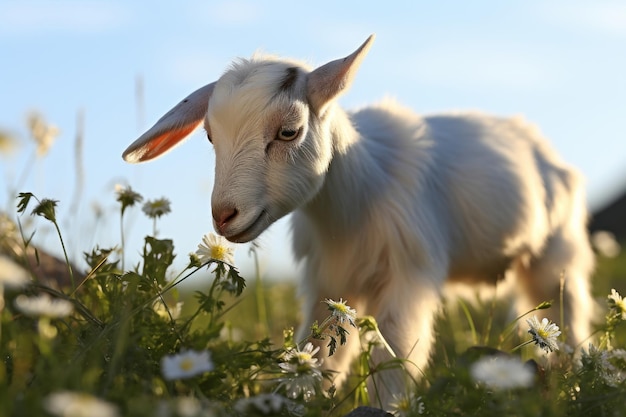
[123,35,595,406]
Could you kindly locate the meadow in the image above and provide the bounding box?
[1,118,625,417]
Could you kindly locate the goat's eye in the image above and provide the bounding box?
[276,127,300,141]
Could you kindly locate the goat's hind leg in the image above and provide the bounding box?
[515,230,594,348]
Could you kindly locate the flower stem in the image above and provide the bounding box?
[250,244,269,338]
[559,272,565,340]
[120,210,125,271]
[498,302,551,348]
[52,221,75,289]
[510,339,533,353]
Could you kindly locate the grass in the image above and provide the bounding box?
[1,188,625,417]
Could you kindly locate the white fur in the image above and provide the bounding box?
[123,36,595,408]
[295,99,594,397]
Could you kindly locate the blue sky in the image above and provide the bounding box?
[1,1,625,280]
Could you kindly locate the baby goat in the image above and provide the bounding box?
[123,35,594,406]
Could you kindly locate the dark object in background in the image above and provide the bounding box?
[0,212,81,288]
[590,187,626,242]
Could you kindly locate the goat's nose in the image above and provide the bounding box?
[213,206,238,233]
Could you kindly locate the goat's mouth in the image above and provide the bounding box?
[224,210,268,243]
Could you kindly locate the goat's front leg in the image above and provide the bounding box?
[366,273,442,409]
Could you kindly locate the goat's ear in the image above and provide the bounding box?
[307,34,375,115]
[122,83,215,163]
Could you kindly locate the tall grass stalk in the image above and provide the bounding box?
[249,243,269,338]
[458,298,478,345]
[50,219,75,289]
[119,210,126,271]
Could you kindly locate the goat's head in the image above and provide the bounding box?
[123,35,374,242]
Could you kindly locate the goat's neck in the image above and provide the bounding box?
[303,107,384,237]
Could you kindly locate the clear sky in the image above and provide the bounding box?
[1,1,625,281]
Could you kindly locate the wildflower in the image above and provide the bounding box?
[152,300,183,321]
[592,231,621,258]
[0,262,29,311]
[324,298,357,327]
[526,316,561,353]
[44,391,119,417]
[188,252,202,268]
[174,397,202,417]
[155,397,210,417]
[608,288,626,320]
[33,198,59,222]
[161,349,214,380]
[279,342,322,373]
[234,393,305,415]
[0,129,18,155]
[607,349,626,386]
[14,293,73,318]
[278,372,323,402]
[389,392,425,416]
[115,185,143,214]
[195,232,235,265]
[471,356,535,390]
[0,267,28,290]
[27,111,59,157]
[142,198,171,219]
[278,342,324,401]
[580,344,626,387]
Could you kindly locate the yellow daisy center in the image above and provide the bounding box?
[210,245,227,261]
[335,303,347,313]
[179,358,194,371]
[397,398,411,411]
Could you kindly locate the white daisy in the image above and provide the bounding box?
[161,349,214,380]
[277,372,323,402]
[471,356,534,390]
[142,198,171,219]
[44,391,119,417]
[324,298,357,327]
[526,316,561,353]
[234,393,287,415]
[114,185,143,213]
[278,342,323,401]
[194,233,235,265]
[14,293,73,318]
[608,289,626,320]
[279,342,322,373]
[0,258,29,289]
[389,392,425,416]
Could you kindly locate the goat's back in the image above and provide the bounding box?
[347,101,585,283]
